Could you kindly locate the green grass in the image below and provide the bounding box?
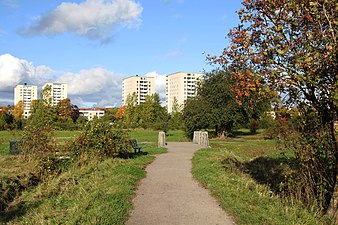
[192,133,333,224]
[0,130,22,156]
[129,129,188,142]
[0,130,81,156]
[1,146,167,224]
[0,128,169,224]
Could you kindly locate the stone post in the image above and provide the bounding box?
[158,131,166,147]
[193,131,201,144]
[201,132,209,147]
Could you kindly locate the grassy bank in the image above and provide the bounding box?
[192,131,334,224]
[1,147,166,224]
[0,128,168,224]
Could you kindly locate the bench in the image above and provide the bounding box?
[129,139,145,154]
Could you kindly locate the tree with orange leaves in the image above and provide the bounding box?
[13,100,24,120]
[210,0,337,214]
[115,105,125,119]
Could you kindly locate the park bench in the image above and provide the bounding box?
[129,139,145,154]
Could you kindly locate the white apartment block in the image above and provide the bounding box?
[42,83,68,106]
[122,75,155,105]
[166,72,202,113]
[14,84,38,118]
[79,108,105,121]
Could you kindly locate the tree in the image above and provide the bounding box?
[169,97,184,130]
[55,98,79,122]
[139,95,155,128]
[151,93,168,131]
[21,89,57,155]
[210,0,337,213]
[13,100,24,120]
[123,93,140,128]
[183,70,264,138]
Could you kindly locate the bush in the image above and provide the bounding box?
[70,120,130,159]
[20,125,56,156]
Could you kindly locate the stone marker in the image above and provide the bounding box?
[158,131,166,147]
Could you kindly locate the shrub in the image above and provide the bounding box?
[20,125,56,156]
[70,120,130,159]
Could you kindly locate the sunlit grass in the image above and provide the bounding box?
[192,132,333,224]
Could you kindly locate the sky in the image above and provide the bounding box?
[0,0,243,108]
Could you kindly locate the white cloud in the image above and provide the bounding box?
[0,54,54,92]
[56,67,120,95]
[0,54,55,105]
[145,71,166,105]
[56,67,123,107]
[21,0,143,43]
[0,54,123,107]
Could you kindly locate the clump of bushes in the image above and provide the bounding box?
[70,119,130,159]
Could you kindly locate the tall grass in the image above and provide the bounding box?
[192,132,334,224]
[1,148,167,224]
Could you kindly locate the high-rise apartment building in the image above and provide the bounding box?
[14,84,38,118]
[122,76,155,105]
[42,83,68,106]
[166,72,202,113]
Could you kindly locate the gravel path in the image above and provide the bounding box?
[126,142,235,225]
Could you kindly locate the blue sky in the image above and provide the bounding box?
[0,0,242,107]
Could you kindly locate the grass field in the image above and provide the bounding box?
[0,129,187,156]
[3,128,329,224]
[0,128,174,224]
[128,129,188,142]
[0,127,168,224]
[1,154,163,224]
[192,130,334,224]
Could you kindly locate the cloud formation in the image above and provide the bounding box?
[21,0,143,43]
[145,71,167,105]
[0,54,54,92]
[56,68,123,107]
[56,68,120,95]
[0,54,123,107]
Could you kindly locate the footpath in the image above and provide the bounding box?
[126,142,235,225]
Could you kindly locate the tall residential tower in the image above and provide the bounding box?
[122,76,155,105]
[42,83,68,106]
[14,84,38,118]
[166,72,202,113]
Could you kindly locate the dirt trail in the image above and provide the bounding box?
[126,142,235,225]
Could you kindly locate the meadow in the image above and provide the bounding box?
[192,130,334,224]
[0,129,334,224]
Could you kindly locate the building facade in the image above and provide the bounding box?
[14,84,38,118]
[42,83,68,106]
[122,76,155,105]
[166,72,202,113]
[79,108,105,121]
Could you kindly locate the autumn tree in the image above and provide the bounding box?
[210,0,337,213]
[55,98,79,122]
[182,70,264,138]
[13,100,24,120]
